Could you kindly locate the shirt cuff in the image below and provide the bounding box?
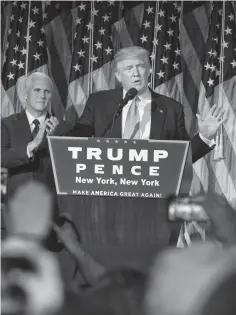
[26,144,34,158]
[199,133,215,147]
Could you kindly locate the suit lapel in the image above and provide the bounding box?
[16,111,33,143]
[150,91,167,140]
[108,88,123,139]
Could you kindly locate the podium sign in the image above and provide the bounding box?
[48,137,192,198]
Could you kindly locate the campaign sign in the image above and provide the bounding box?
[48,137,192,198]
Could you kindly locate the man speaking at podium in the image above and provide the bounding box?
[68,46,226,268]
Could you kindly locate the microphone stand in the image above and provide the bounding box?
[99,103,123,138]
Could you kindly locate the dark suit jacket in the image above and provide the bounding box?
[69,88,212,163]
[1,111,72,250]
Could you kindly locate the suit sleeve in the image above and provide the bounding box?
[176,105,212,164]
[66,95,95,137]
[1,120,32,169]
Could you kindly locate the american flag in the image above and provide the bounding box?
[1,1,236,208]
[1,1,48,116]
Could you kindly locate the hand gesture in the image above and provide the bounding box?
[45,116,59,136]
[196,104,227,140]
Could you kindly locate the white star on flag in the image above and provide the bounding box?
[73,63,81,71]
[29,20,36,28]
[86,22,93,30]
[167,28,174,36]
[10,59,17,66]
[10,14,15,21]
[90,55,98,63]
[173,62,179,70]
[169,14,177,22]
[146,6,154,14]
[230,60,236,68]
[105,47,112,55]
[37,39,44,47]
[140,34,148,43]
[207,78,214,86]
[143,20,151,28]
[33,52,41,60]
[103,14,110,22]
[228,13,234,21]
[78,3,86,11]
[7,72,15,80]
[92,8,99,16]
[204,62,211,70]
[158,9,165,17]
[222,41,229,48]
[76,17,82,25]
[77,50,85,57]
[224,26,232,35]
[24,34,32,42]
[160,56,168,64]
[18,17,23,23]
[174,48,181,55]
[20,2,27,10]
[13,45,19,52]
[152,38,159,46]
[99,27,105,35]
[155,24,162,32]
[157,70,165,78]
[164,42,171,50]
[18,62,24,69]
[94,41,102,49]
[32,6,39,15]
[82,36,89,43]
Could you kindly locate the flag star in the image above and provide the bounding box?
[77,49,85,57]
[73,63,81,71]
[169,14,177,22]
[160,56,168,64]
[20,47,27,55]
[103,14,110,22]
[76,17,82,24]
[224,26,232,35]
[10,59,17,66]
[155,24,162,32]
[43,13,48,20]
[55,3,60,9]
[216,23,220,29]
[208,49,213,56]
[158,9,165,17]
[228,13,234,21]
[173,62,179,69]
[13,1,17,6]
[207,78,214,86]
[210,64,216,72]
[106,140,110,143]
[230,60,236,68]
[94,41,102,49]
[105,46,113,55]
[16,30,20,38]
[164,42,171,50]
[74,32,77,39]
[99,27,105,35]
[7,72,15,80]
[82,36,89,43]
[13,45,19,52]
[212,50,217,57]
[152,38,159,46]
[157,70,165,78]
[91,8,99,15]
[218,9,223,16]
[18,61,24,69]
[6,42,9,49]
[40,27,46,34]
[213,37,218,43]
[24,34,32,42]
[90,55,98,63]
[177,5,181,12]
[29,20,36,28]
[108,0,115,6]
[150,52,155,60]
[20,2,27,10]
[18,16,23,23]
[45,1,51,6]
[10,14,15,21]
[32,6,39,14]
[215,69,220,76]
[37,39,44,47]
[222,41,229,48]
[86,22,93,30]
[143,20,151,28]
[173,2,178,8]
[146,6,154,14]
[204,62,211,70]
[78,2,86,10]
[8,29,12,35]
[174,48,181,55]
[140,34,148,43]
[167,28,174,36]
[33,52,41,60]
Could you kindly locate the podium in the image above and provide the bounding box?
[48,137,192,269]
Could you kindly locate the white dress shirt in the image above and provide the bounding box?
[121,89,215,146]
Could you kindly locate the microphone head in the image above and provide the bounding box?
[126,88,138,100]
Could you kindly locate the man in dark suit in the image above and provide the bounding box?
[1,72,71,251]
[65,46,227,269]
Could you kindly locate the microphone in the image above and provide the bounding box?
[116,88,138,116]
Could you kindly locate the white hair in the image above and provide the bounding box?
[25,72,53,92]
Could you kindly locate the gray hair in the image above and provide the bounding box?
[25,72,53,92]
[114,46,151,70]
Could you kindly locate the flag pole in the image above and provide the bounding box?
[25,0,31,79]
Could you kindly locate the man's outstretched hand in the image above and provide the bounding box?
[196,104,227,140]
